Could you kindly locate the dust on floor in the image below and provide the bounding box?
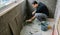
[20,18,54,35]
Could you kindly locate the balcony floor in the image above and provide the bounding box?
[20,18,54,35]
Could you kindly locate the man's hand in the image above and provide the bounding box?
[32,10,36,15]
[32,11,35,15]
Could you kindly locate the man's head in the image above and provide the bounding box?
[32,1,38,8]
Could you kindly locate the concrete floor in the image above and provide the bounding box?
[20,18,54,35]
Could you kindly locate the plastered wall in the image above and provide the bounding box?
[0,1,26,35]
[27,0,57,18]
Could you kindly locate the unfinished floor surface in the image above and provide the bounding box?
[20,18,54,35]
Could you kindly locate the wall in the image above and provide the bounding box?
[0,0,26,35]
[54,0,60,35]
[27,0,57,18]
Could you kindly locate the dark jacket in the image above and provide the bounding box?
[36,2,49,16]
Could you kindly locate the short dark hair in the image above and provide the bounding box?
[32,1,38,5]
